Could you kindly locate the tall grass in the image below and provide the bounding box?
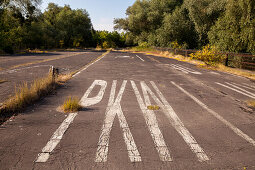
[1,72,55,113]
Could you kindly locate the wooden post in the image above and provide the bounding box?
[225,54,229,66]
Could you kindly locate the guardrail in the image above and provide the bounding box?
[153,47,255,71]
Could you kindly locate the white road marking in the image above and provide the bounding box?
[242,83,255,89]
[95,80,141,162]
[0,65,53,74]
[209,71,220,75]
[136,55,144,61]
[150,81,209,162]
[225,82,255,97]
[170,64,202,75]
[131,81,172,161]
[230,82,255,91]
[36,79,108,163]
[80,80,107,107]
[216,82,255,99]
[72,51,109,77]
[35,112,78,162]
[170,64,188,74]
[171,81,255,147]
[115,56,131,58]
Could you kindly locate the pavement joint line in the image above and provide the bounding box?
[171,81,255,147]
[216,82,255,99]
[72,51,110,77]
[136,55,144,61]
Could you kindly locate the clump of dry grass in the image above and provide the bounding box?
[0,79,7,84]
[62,96,81,113]
[246,100,255,108]
[56,74,72,83]
[1,72,55,113]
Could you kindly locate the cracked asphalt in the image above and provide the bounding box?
[0,51,255,170]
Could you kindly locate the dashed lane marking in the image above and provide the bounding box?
[216,82,255,99]
[172,81,255,147]
[136,55,144,61]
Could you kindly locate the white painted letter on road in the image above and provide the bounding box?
[80,80,107,107]
[95,80,141,163]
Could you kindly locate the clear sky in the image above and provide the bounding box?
[40,0,135,31]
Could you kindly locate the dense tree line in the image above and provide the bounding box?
[0,0,126,54]
[114,0,255,54]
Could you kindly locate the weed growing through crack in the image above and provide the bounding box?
[62,96,81,113]
[247,100,255,108]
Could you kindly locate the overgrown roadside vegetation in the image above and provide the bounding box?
[121,46,255,80]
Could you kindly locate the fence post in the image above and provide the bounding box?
[225,54,229,66]
[174,49,176,55]
[185,50,188,57]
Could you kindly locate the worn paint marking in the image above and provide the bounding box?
[225,82,255,97]
[35,113,78,162]
[80,80,107,107]
[136,55,145,61]
[172,81,255,147]
[131,81,172,161]
[216,82,255,99]
[95,80,141,162]
[149,81,209,162]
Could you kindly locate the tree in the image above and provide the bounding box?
[208,0,255,54]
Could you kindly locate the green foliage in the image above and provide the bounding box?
[190,45,226,66]
[208,0,255,54]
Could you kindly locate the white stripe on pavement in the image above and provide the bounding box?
[225,82,255,97]
[95,80,141,162]
[136,55,145,61]
[35,112,78,162]
[216,82,255,99]
[242,83,255,89]
[170,64,189,74]
[230,82,255,91]
[72,51,109,77]
[131,81,172,161]
[171,81,255,147]
[150,81,209,162]
[80,80,107,107]
[170,64,202,75]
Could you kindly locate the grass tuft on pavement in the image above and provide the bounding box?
[247,100,255,108]
[62,96,81,113]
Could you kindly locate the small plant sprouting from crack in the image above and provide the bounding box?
[62,96,82,113]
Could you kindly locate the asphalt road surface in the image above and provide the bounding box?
[0,51,255,170]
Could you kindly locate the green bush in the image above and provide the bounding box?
[190,45,226,66]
